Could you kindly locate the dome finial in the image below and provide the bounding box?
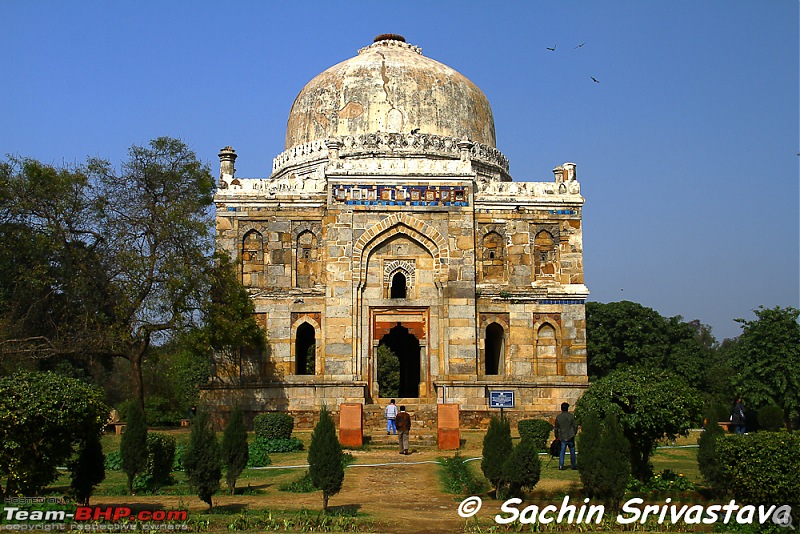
[374,34,406,43]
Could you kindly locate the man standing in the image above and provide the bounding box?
[385,399,398,435]
[555,402,578,470]
[395,405,411,455]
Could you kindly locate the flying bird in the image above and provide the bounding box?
[546,45,557,51]
[574,43,586,48]
[591,76,600,83]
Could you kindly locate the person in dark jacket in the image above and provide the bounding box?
[395,406,412,455]
[731,397,746,434]
[554,402,578,470]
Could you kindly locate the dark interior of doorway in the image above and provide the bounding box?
[379,323,420,398]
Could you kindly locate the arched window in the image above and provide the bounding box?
[534,230,558,278]
[482,231,505,281]
[295,322,316,375]
[296,230,318,288]
[485,323,504,375]
[242,230,263,286]
[390,272,407,299]
[536,323,558,375]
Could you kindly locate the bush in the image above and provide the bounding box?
[714,432,800,509]
[249,437,304,454]
[697,408,726,493]
[222,406,249,495]
[254,412,294,440]
[172,445,186,471]
[120,403,148,494]
[758,405,784,431]
[70,434,105,505]
[184,411,221,509]
[517,419,553,451]
[247,439,273,468]
[280,471,316,493]
[502,439,541,498]
[578,412,630,510]
[145,433,176,489]
[481,417,513,498]
[104,450,122,471]
[308,406,344,512]
[438,454,485,495]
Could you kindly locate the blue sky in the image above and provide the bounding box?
[2,1,797,341]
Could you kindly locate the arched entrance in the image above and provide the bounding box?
[379,323,420,398]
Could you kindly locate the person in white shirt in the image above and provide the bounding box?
[385,399,398,435]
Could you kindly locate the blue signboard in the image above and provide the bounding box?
[489,390,515,408]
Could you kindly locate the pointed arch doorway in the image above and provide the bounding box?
[371,307,429,400]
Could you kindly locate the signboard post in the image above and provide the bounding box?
[489,390,515,420]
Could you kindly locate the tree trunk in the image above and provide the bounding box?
[323,492,329,512]
[128,340,148,413]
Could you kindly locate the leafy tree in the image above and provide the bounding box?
[481,417,513,498]
[575,366,702,481]
[221,406,249,495]
[0,371,108,498]
[184,411,221,509]
[728,306,800,429]
[586,301,713,389]
[120,402,148,494]
[502,439,541,498]
[307,406,344,512]
[578,412,630,511]
[88,138,216,412]
[697,407,727,494]
[70,433,105,505]
[377,344,400,398]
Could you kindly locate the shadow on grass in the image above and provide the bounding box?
[209,503,249,514]
[325,504,363,517]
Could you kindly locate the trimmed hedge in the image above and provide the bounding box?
[713,432,800,508]
[146,433,176,488]
[517,419,553,451]
[254,412,294,440]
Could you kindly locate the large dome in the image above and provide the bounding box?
[285,35,497,150]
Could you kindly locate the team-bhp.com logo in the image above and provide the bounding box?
[2,502,188,531]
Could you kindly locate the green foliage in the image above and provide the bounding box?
[308,406,345,512]
[104,450,122,471]
[628,469,696,493]
[279,471,316,493]
[184,411,221,509]
[438,454,486,495]
[713,432,800,508]
[376,344,400,398]
[172,445,186,471]
[502,439,541,498]
[481,417,513,498]
[251,437,304,455]
[697,408,727,493]
[221,407,249,495]
[757,405,785,432]
[70,433,105,505]
[575,366,702,481]
[120,402,148,494]
[246,440,273,468]
[586,301,715,390]
[728,306,800,429]
[578,412,631,510]
[254,412,294,440]
[144,433,176,489]
[0,371,108,498]
[517,419,553,450]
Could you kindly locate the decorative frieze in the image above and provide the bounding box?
[331,184,469,207]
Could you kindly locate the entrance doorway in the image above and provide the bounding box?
[379,323,420,398]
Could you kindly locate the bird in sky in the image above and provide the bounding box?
[546,45,556,51]
[574,43,586,48]
[591,76,600,83]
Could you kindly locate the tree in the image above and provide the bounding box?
[502,439,541,498]
[221,406,249,495]
[586,301,713,388]
[184,411,221,509]
[0,371,108,498]
[578,412,631,511]
[120,403,148,494]
[697,407,726,494]
[377,344,400,398]
[481,417,513,498]
[70,433,105,505]
[88,138,216,412]
[307,406,344,512]
[728,306,800,429]
[575,366,702,481]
